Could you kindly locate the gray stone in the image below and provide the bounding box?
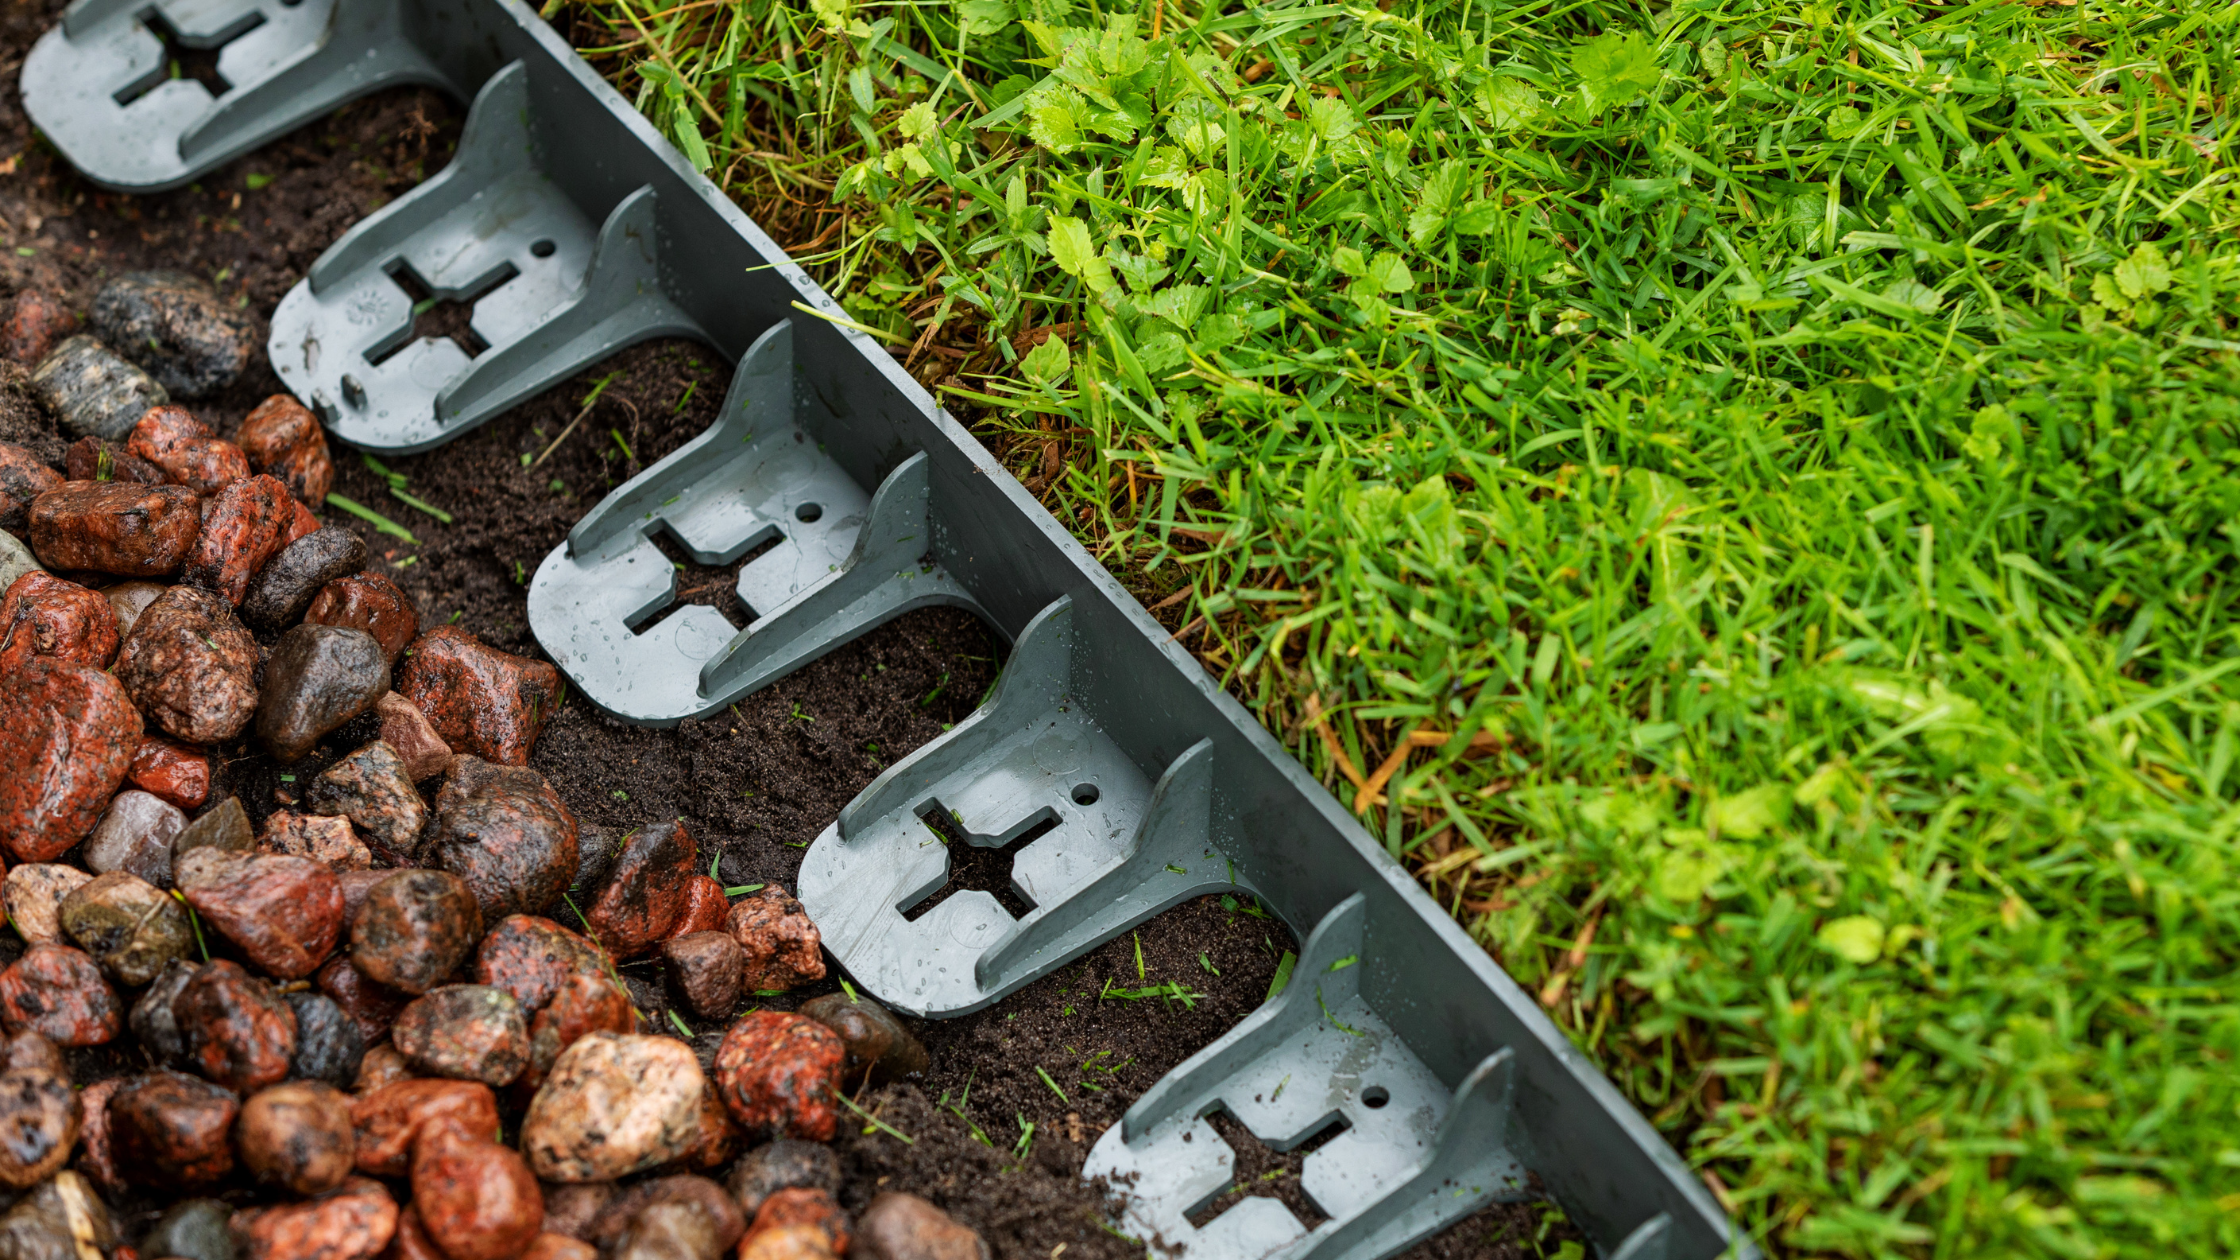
[306,741,426,861]
[140,1197,235,1260]
[82,789,185,888]
[725,1140,842,1216]
[88,273,254,400]
[254,624,390,763]
[240,527,367,636]
[129,958,199,1066]
[0,533,39,599]
[175,796,255,858]
[28,336,167,441]
[283,991,365,1089]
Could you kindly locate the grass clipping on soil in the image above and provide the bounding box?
[556,0,2240,1253]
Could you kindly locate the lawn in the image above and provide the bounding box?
[554,0,2240,1253]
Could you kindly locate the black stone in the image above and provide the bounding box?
[87,274,253,400]
[255,624,390,763]
[241,527,368,635]
[283,992,366,1089]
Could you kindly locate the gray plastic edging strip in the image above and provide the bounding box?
[24,2,1751,1258]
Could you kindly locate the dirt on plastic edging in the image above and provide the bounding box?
[0,7,1566,1254]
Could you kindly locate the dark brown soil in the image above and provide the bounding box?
[0,2,1564,1254]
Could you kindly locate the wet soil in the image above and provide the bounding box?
[0,3,1561,1254]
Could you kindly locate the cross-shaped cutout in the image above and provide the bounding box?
[901,801,1059,923]
[113,5,266,106]
[1185,1109,1351,1230]
[366,261,519,365]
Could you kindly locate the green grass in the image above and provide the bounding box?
[556,0,2240,1252]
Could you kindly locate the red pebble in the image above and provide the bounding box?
[0,944,121,1046]
[412,1124,544,1260]
[713,1012,843,1142]
[669,876,730,940]
[523,970,634,1092]
[474,915,612,1018]
[73,1076,124,1195]
[238,395,336,507]
[0,660,141,862]
[586,821,698,958]
[27,481,201,577]
[126,405,250,497]
[279,497,321,548]
[725,888,826,993]
[108,1068,238,1185]
[308,572,421,663]
[127,735,210,810]
[351,1078,501,1178]
[62,438,167,486]
[0,445,62,538]
[0,571,120,671]
[382,1205,445,1260]
[175,958,298,1093]
[5,291,77,364]
[238,1176,399,1260]
[180,473,292,604]
[395,626,563,766]
[176,849,345,979]
[751,1189,850,1255]
[316,954,413,1045]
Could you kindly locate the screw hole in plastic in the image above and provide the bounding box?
[795,502,823,523]
[530,239,557,258]
[1071,783,1100,806]
[1362,1086,1390,1109]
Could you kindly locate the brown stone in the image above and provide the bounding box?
[539,1184,614,1243]
[428,758,580,925]
[317,956,411,1045]
[258,624,392,763]
[0,446,61,540]
[100,579,165,636]
[0,1055,81,1188]
[713,1013,842,1142]
[590,1176,744,1252]
[237,1081,357,1195]
[4,292,76,365]
[176,848,345,979]
[661,933,744,1022]
[259,810,373,872]
[521,1033,706,1183]
[63,436,167,486]
[58,869,195,986]
[734,1226,834,1260]
[0,571,118,671]
[723,1140,841,1218]
[179,473,290,604]
[126,406,249,497]
[0,1170,119,1260]
[1,865,91,946]
[353,1044,416,1094]
[351,870,482,995]
[237,1177,398,1260]
[0,660,140,862]
[71,1075,122,1195]
[675,1076,743,1174]
[749,1190,848,1256]
[0,944,120,1046]
[521,1235,597,1260]
[349,1078,500,1178]
[523,970,635,1093]
[3,1032,63,1077]
[237,396,335,506]
[174,795,254,859]
[395,626,563,767]
[128,735,210,810]
[796,994,927,1082]
[413,1126,543,1260]
[724,888,825,994]
[851,1195,986,1260]
[115,584,258,743]
[391,986,528,1087]
[27,480,200,576]
[108,1069,238,1186]
[587,821,698,959]
[308,573,420,664]
[174,958,298,1093]
[309,742,427,861]
[374,692,453,782]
